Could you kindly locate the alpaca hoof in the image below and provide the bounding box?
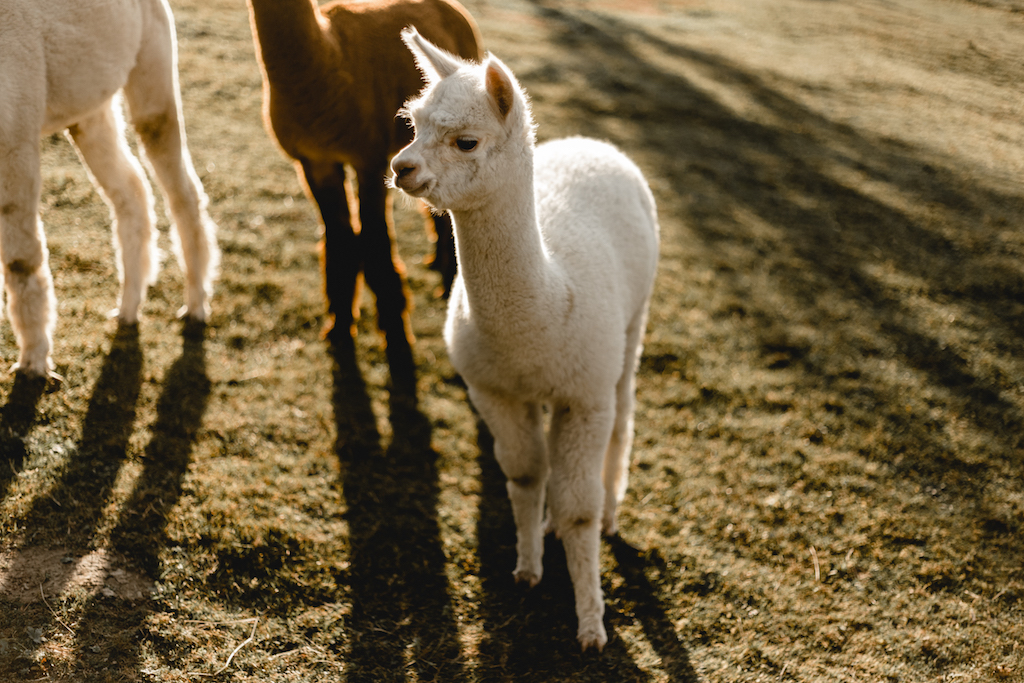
[577,622,608,652]
[110,303,142,324]
[602,516,619,537]
[513,568,542,588]
[11,362,63,388]
[176,303,209,322]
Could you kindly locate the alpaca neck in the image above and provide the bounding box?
[450,152,558,333]
[247,0,333,83]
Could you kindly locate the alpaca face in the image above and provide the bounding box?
[392,28,533,211]
[392,74,512,210]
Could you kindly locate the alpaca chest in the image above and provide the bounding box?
[445,315,623,403]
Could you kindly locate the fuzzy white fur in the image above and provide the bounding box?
[0,0,219,377]
[392,28,659,651]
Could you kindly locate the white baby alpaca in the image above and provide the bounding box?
[0,0,219,378]
[391,28,659,651]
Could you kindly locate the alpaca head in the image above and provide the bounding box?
[391,27,535,211]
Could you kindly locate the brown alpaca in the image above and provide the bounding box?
[246,0,482,387]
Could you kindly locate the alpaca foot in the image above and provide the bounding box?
[321,314,357,347]
[10,340,55,381]
[543,510,558,537]
[601,513,619,537]
[11,361,63,387]
[513,567,542,588]
[176,302,209,323]
[577,618,608,652]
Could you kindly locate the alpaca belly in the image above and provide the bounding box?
[41,0,144,133]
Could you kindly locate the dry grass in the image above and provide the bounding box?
[1,0,1023,681]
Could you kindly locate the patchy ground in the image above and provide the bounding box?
[1,0,1022,681]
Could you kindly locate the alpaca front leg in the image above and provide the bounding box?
[357,166,415,388]
[469,387,549,585]
[68,104,157,323]
[2,237,56,378]
[0,137,56,377]
[548,402,616,651]
[300,161,360,344]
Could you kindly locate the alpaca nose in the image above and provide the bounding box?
[392,159,417,181]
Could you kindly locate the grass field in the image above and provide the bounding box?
[1,0,1023,681]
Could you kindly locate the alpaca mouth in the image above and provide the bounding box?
[400,180,431,197]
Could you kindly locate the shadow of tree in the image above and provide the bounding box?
[333,341,466,682]
[525,0,1023,558]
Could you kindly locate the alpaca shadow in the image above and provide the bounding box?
[0,322,143,677]
[9,322,144,547]
[106,319,210,572]
[333,342,466,682]
[68,319,211,674]
[0,373,48,500]
[607,537,701,682]
[474,422,692,682]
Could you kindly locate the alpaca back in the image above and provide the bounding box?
[253,0,482,162]
[535,137,659,326]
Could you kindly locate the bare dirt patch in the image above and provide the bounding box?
[0,548,152,604]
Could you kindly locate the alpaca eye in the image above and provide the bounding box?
[455,138,478,151]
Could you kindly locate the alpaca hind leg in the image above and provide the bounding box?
[469,387,549,585]
[68,101,157,323]
[0,138,55,377]
[547,401,616,651]
[301,161,360,346]
[601,307,648,535]
[123,6,218,320]
[356,166,415,386]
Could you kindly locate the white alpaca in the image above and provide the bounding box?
[391,29,659,651]
[0,0,219,378]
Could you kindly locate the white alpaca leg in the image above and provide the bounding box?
[601,307,649,535]
[123,1,218,321]
[469,386,549,586]
[0,135,55,377]
[69,101,157,323]
[547,402,615,651]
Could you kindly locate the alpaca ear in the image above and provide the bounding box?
[485,57,516,121]
[402,26,464,83]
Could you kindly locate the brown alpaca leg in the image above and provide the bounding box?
[429,210,456,299]
[300,160,360,349]
[355,165,415,393]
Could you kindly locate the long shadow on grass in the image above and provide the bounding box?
[474,422,696,682]
[0,322,142,678]
[333,341,466,682]
[69,320,211,676]
[526,0,1024,570]
[0,374,48,501]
